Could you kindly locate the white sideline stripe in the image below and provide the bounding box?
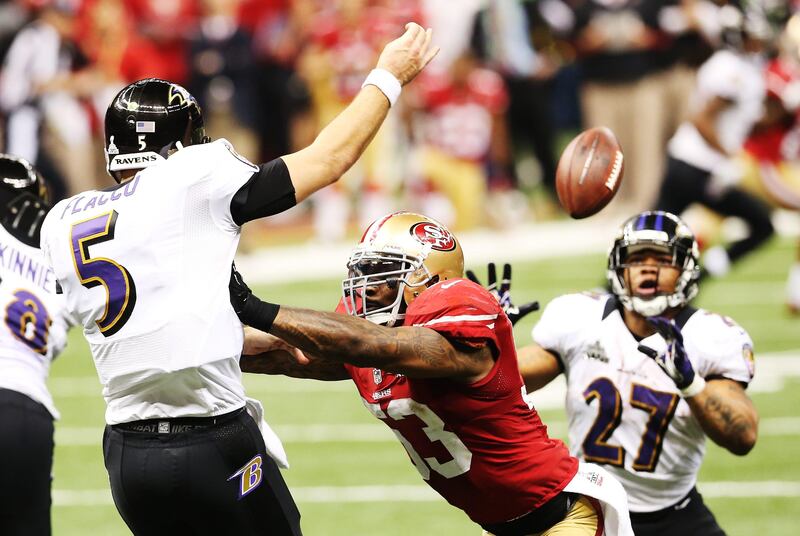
[52,481,800,507]
[53,417,800,447]
[48,352,800,398]
[698,481,800,498]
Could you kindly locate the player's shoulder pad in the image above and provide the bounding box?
[172,138,259,173]
[407,278,501,321]
[541,291,610,325]
[683,308,753,358]
[41,196,77,234]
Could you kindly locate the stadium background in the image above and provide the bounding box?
[0,0,798,533]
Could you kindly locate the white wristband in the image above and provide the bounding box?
[362,68,402,107]
[680,375,706,398]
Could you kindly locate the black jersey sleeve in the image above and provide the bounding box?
[229,158,297,226]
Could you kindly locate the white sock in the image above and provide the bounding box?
[703,246,731,277]
[787,263,800,308]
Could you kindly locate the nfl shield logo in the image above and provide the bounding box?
[373,369,382,384]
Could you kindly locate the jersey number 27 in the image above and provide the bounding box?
[582,377,679,472]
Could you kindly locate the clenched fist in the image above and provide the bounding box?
[376,22,439,86]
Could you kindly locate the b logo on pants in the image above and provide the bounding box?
[228,454,263,499]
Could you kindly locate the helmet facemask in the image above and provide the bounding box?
[342,247,433,327]
[607,212,701,317]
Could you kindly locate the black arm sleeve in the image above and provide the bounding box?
[230,158,297,226]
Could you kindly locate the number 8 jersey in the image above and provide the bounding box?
[532,292,755,512]
[0,223,73,419]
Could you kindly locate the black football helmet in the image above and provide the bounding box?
[0,154,52,247]
[104,78,209,182]
[0,153,50,206]
[607,211,700,317]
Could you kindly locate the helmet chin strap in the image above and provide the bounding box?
[630,295,669,317]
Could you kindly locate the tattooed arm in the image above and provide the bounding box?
[240,352,349,381]
[268,306,495,383]
[240,326,348,380]
[684,379,758,455]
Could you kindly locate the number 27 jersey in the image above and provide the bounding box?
[533,293,754,512]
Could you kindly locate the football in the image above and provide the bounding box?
[555,126,624,219]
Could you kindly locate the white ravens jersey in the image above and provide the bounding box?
[669,49,765,171]
[532,292,754,512]
[0,224,72,418]
[41,139,257,424]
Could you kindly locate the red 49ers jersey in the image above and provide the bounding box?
[344,279,577,525]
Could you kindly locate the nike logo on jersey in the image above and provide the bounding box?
[441,280,463,290]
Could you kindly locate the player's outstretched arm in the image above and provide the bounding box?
[269,307,494,382]
[281,23,439,203]
[240,352,349,381]
[683,379,758,456]
[517,343,562,392]
[229,264,489,381]
[239,327,349,381]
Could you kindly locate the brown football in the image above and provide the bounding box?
[555,126,624,219]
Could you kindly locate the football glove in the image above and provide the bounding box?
[229,263,280,333]
[465,262,539,325]
[637,317,705,397]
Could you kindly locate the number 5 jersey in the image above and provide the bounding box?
[40,139,259,424]
[532,292,755,512]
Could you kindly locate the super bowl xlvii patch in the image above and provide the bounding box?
[742,344,755,377]
[136,121,155,133]
[228,454,264,499]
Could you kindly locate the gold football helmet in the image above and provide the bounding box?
[342,212,464,326]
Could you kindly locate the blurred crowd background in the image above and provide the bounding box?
[1,0,799,247]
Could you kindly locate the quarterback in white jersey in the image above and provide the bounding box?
[0,155,73,536]
[39,23,438,536]
[518,211,758,536]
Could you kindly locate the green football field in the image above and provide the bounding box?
[49,237,799,535]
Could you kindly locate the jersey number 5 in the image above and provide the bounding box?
[70,210,137,336]
[582,377,679,472]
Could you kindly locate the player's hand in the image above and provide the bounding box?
[638,317,705,397]
[229,262,281,334]
[376,22,439,86]
[243,327,310,365]
[466,263,539,326]
[229,262,254,318]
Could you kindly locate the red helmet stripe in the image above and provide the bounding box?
[360,211,405,244]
